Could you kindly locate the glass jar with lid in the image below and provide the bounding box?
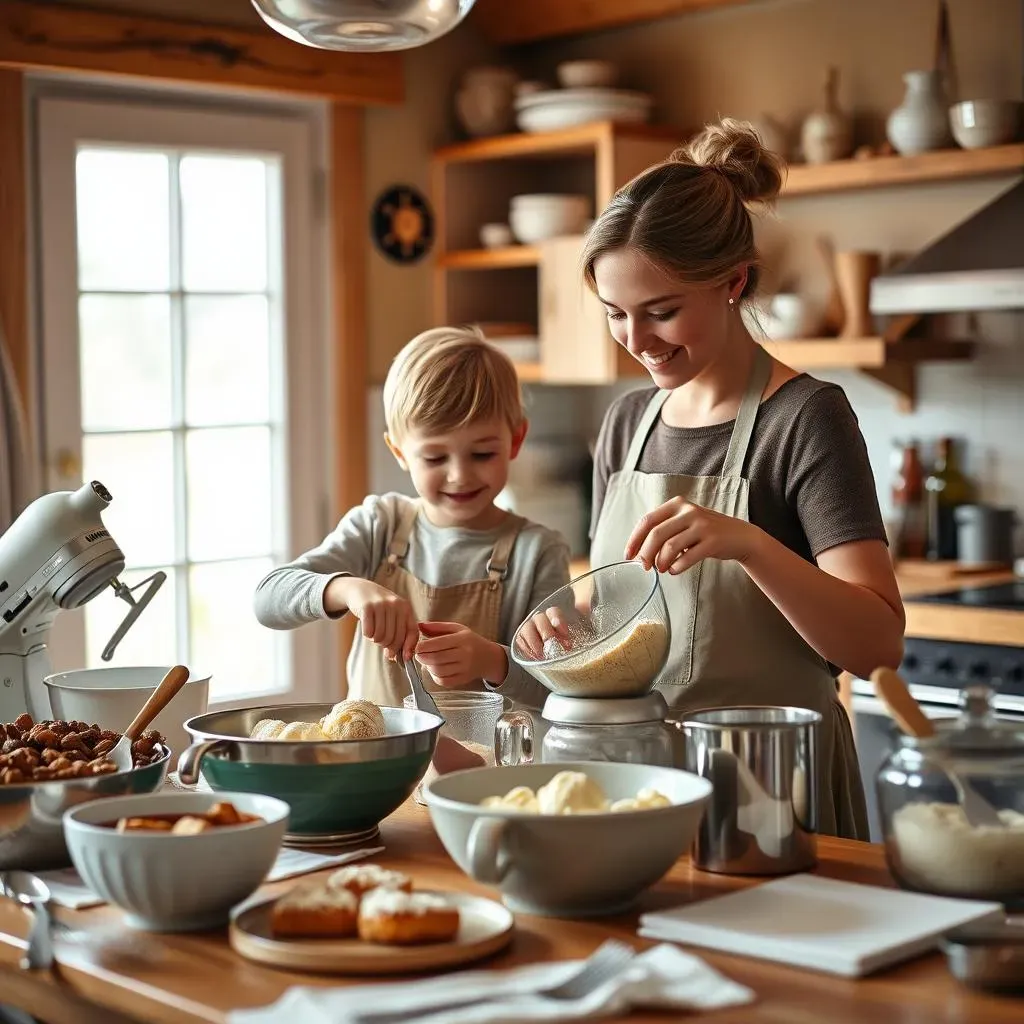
[876,684,1024,908]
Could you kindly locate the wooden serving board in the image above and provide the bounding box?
[229,890,514,975]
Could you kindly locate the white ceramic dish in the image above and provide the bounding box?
[509,193,590,244]
[949,100,1021,149]
[515,88,653,133]
[45,665,210,760]
[557,60,619,90]
[479,222,514,249]
[64,790,288,931]
[487,337,540,364]
[424,761,711,917]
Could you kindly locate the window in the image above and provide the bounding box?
[36,96,330,706]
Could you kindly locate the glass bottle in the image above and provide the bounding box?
[892,440,926,560]
[925,437,972,561]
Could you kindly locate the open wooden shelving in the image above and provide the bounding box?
[760,337,974,369]
[439,245,539,269]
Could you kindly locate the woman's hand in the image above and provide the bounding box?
[416,622,508,687]
[624,498,764,574]
[326,577,419,661]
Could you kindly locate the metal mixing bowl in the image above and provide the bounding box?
[178,704,442,845]
[0,747,171,870]
[511,560,671,698]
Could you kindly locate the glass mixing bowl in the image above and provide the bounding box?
[510,560,671,699]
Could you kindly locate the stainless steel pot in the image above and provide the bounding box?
[678,707,820,875]
[0,746,171,870]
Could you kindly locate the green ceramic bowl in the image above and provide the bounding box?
[178,704,441,843]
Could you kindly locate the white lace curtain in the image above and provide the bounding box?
[0,311,40,533]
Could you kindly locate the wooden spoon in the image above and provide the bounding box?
[110,665,191,772]
[870,667,1003,827]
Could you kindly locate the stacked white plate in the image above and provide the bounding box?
[515,88,654,133]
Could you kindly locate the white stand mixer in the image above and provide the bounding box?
[0,480,164,722]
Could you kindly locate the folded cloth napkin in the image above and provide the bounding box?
[228,943,754,1024]
[39,845,386,910]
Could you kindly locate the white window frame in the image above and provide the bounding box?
[33,88,334,708]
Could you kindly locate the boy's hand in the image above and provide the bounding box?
[328,577,419,662]
[416,622,508,688]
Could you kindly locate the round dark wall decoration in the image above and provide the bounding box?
[371,184,434,264]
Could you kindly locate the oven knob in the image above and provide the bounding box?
[901,653,920,673]
[968,661,990,680]
[1005,665,1024,684]
[936,657,956,675]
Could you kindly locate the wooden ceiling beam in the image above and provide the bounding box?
[471,0,756,46]
[0,1,403,105]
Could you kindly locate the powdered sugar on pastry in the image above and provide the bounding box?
[359,889,450,919]
[278,883,358,912]
[327,863,411,896]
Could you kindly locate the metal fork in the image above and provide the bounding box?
[353,938,636,1024]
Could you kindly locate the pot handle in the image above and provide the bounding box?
[494,710,534,767]
[467,816,511,884]
[176,739,231,785]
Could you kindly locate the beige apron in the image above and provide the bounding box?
[590,347,869,840]
[354,500,526,707]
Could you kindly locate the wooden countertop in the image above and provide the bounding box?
[571,557,1024,647]
[0,802,1017,1024]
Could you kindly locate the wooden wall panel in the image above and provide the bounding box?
[0,69,28,404]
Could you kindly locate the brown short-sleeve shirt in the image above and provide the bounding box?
[591,374,887,563]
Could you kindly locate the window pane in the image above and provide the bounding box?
[77,148,170,291]
[186,427,272,560]
[83,432,176,567]
[180,155,268,292]
[191,559,281,700]
[185,296,271,426]
[79,294,172,431]
[84,566,178,668]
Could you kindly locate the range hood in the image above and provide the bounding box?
[869,179,1024,314]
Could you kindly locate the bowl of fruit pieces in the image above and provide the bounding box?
[64,792,289,931]
[0,713,170,870]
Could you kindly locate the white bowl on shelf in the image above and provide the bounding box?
[760,294,818,340]
[479,222,514,249]
[509,193,590,244]
[515,88,653,133]
[556,60,619,90]
[949,100,1021,149]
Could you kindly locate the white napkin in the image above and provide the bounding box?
[38,845,386,910]
[228,942,754,1024]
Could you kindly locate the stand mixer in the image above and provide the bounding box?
[499,561,678,768]
[0,480,165,722]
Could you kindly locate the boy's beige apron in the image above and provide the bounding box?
[590,346,868,840]
[354,501,526,708]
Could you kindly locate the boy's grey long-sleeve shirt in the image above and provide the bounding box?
[253,493,571,709]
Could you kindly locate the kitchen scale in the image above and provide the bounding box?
[500,560,678,768]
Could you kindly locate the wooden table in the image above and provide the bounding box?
[1,802,1019,1024]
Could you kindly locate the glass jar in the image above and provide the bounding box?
[496,692,675,768]
[404,690,505,805]
[876,685,1024,908]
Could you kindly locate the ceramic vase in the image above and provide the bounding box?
[800,67,853,164]
[455,66,519,138]
[834,251,882,338]
[886,70,953,155]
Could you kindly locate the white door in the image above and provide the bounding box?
[35,95,331,707]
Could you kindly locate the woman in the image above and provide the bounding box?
[583,119,905,839]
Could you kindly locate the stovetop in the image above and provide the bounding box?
[910,580,1024,610]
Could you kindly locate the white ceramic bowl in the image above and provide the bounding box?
[64,790,288,931]
[949,100,1021,149]
[479,222,514,249]
[44,666,210,759]
[509,194,590,244]
[761,293,818,340]
[515,88,653,133]
[557,60,619,90]
[425,761,711,917]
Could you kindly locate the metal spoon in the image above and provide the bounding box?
[871,667,1003,828]
[404,657,443,722]
[110,664,191,771]
[2,870,55,970]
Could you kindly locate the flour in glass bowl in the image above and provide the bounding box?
[889,800,1024,898]
[541,618,669,697]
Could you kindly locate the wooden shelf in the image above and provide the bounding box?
[433,121,684,166]
[760,337,973,369]
[438,246,540,269]
[783,144,1024,197]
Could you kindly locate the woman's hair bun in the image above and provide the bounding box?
[671,117,785,206]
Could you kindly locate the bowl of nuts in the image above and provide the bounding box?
[0,713,170,870]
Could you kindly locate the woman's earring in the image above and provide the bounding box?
[728,297,735,308]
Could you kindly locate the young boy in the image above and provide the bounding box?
[253,326,570,710]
